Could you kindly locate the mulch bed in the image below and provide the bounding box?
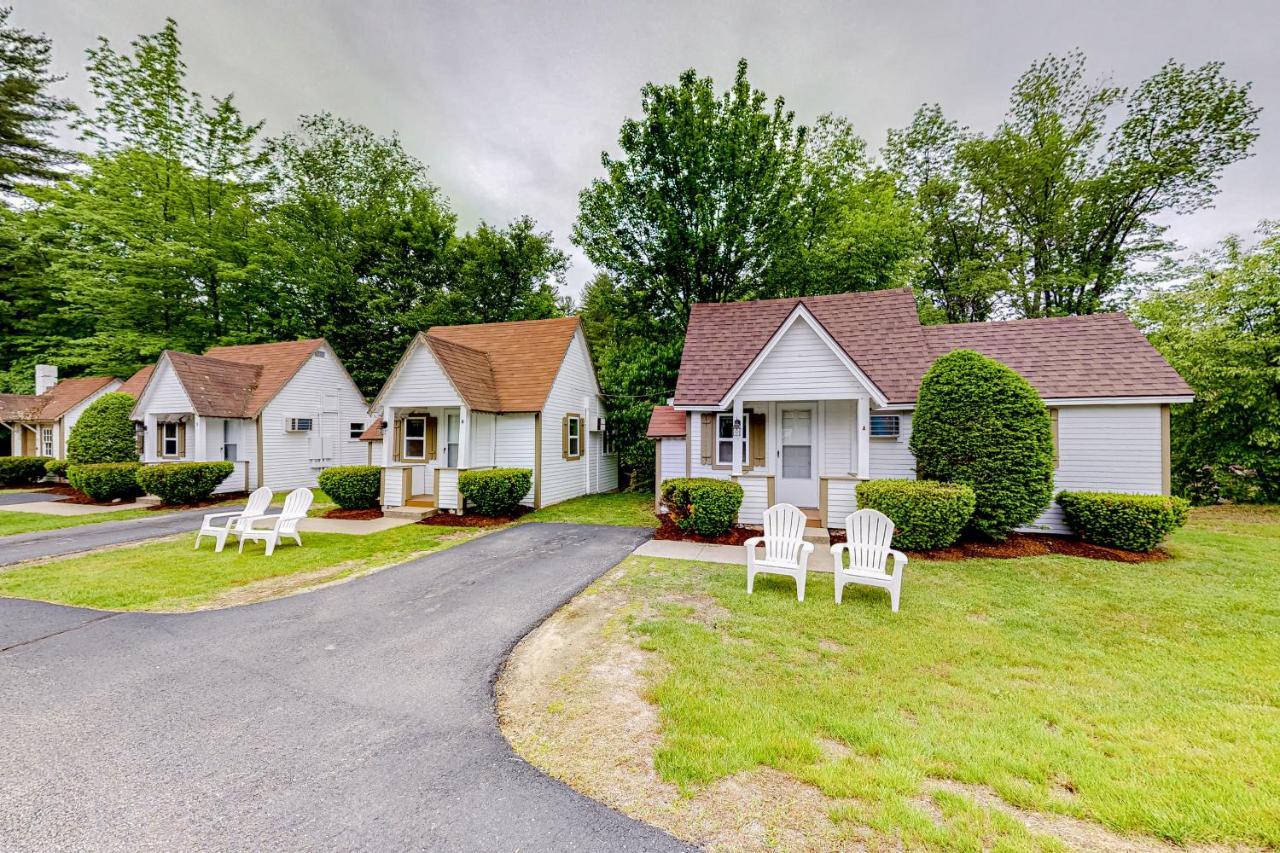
[323,507,384,520]
[418,506,532,527]
[653,517,762,546]
[827,528,1166,563]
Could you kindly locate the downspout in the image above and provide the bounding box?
[256,415,265,489]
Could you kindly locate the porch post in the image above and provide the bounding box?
[855,397,870,479]
[457,404,469,468]
[382,406,396,467]
[731,397,744,476]
[193,415,204,462]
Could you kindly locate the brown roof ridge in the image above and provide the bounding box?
[927,312,1129,332]
[423,332,491,356]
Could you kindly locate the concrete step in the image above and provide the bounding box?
[803,527,831,546]
[384,505,436,520]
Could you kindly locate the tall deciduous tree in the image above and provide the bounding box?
[1138,225,1280,503]
[0,7,73,191]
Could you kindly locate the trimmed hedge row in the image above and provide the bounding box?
[661,477,744,538]
[68,462,143,502]
[0,456,53,486]
[44,458,69,479]
[136,461,234,505]
[318,465,381,509]
[1056,491,1190,552]
[459,467,532,516]
[855,479,976,551]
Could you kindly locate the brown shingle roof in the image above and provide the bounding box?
[673,289,1191,407]
[923,313,1193,399]
[203,339,327,416]
[422,316,580,412]
[165,351,262,418]
[646,405,687,438]
[674,289,929,406]
[0,376,118,422]
[358,417,384,441]
[117,365,154,397]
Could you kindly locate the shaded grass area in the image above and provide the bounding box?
[523,491,658,527]
[0,506,158,537]
[0,523,474,611]
[618,505,1280,848]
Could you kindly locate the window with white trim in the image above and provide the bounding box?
[162,422,179,457]
[716,413,747,465]
[869,414,900,439]
[402,416,427,460]
[565,414,582,460]
[40,426,54,457]
[349,422,365,440]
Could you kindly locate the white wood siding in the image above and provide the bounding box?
[437,468,460,510]
[686,414,725,480]
[259,344,369,489]
[826,480,859,528]
[736,475,769,524]
[823,400,853,475]
[658,437,687,484]
[1030,404,1164,533]
[539,330,614,507]
[869,411,915,480]
[590,432,618,493]
[495,413,536,506]
[470,411,496,467]
[381,341,462,409]
[60,381,122,459]
[137,361,195,463]
[738,319,868,400]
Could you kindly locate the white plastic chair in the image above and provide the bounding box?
[744,503,815,602]
[831,509,907,611]
[195,486,273,552]
[237,488,313,556]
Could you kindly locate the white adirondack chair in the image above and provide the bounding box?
[831,509,908,611]
[237,488,313,556]
[195,486,273,552]
[744,503,815,602]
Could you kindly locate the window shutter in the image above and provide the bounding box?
[155,424,163,456]
[700,414,714,465]
[1050,408,1059,468]
[749,412,766,469]
[177,422,187,457]
[425,415,438,461]
[392,418,403,461]
[561,415,570,460]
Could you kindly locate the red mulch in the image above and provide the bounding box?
[418,506,532,527]
[828,528,1166,563]
[145,493,249,512]
[653,517,763,546]
[323,507,384,520]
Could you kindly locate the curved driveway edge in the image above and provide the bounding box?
[0,522,692,852]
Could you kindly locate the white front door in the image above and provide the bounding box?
[776,405,818,507]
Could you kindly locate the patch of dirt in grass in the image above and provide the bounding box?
[322,507,383,520]
[418,506,529,527]
[658,592,730,627]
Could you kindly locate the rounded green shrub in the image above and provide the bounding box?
[44,458,69,479]
[909,350,1054,541]
[317,465,381,509]
[458,468,532,516]
[0,456,53,486]
[1056,491,1191,552]
[67,462,143,502]
[660,477,744,538]
[67,392,139,464]
[136,461,234,505]
[855,479,976,550]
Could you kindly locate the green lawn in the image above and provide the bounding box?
[617,505,1280,849]
[523,491,658,527]
[0,523,474,611]
[0,506,159,537]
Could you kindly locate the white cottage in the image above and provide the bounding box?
[0,366,121,460]
[648,288,1194,533]
[368,316,618,514]
[130,339,368,492]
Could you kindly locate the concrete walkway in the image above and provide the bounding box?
[634,537,837,572]
[0,499,139,516]
[297,515,417,535]
[0,490,60,507]
[0,523,689,852]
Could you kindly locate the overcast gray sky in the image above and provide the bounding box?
[17,0,1279,297]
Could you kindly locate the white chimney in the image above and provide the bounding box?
[35,364,57,395]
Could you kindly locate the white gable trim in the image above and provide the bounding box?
[717,304,887,408]
[369,333,466,412]
[131,353,193,420]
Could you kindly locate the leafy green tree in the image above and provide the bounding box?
[1137,226,1280,503]
[910,350,1054,540]
[0,7,74,191]
[263,112,456,394]
[67,391,138,464]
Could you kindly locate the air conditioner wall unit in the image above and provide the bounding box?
[594,416,607,432]
[285,417,314,432]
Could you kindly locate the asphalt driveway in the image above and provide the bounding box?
[0,490,60,506]
[0,523,690,852]
[0,504,242,566]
